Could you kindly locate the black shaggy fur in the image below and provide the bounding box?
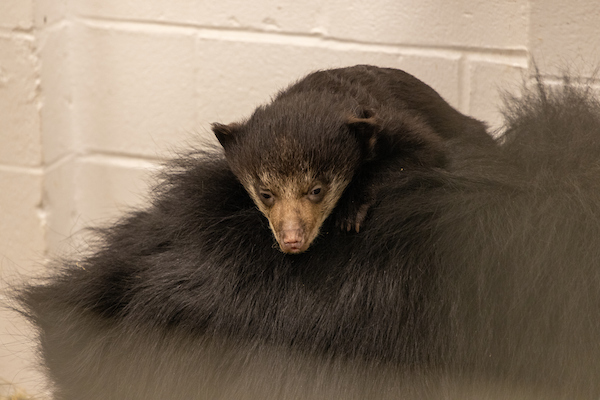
[13,66,600,399]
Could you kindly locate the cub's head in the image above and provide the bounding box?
[212,94,378,254]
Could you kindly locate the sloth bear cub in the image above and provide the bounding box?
[15,65,600,400]
[212,66,493,252]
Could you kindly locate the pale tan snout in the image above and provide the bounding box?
[269,200,318,254]
[279,221,306,254]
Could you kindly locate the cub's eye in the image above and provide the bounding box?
[307,185,325,203]
[258,189,275,206]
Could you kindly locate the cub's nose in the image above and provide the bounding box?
[280,229,305,254]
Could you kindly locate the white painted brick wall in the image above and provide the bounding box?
[531,0,600,77]
[324,0,530,49]
[0,35,41,167]
[0,1,34,30]
[0,1,45,396]
[1,0,599,396]
[71,21,198,158]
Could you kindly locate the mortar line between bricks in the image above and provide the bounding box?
[43,152,78,174]
[542,76,600,86]
[0,153,159,177]
[0,164,43,175]
[77,15,529,60]
[79,150,165,165]
[0,30,36,41]
[0,154,75,175]
[36,19,71,35]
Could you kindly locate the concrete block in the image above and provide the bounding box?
[0,36,42,167]
[72,22,197,158]
[0,0,33,30]
[530,0,600,78]
[74,0,325,34]
[466,59,527,134]
[39,25,74,164]
[34,0,67,28]
[0,169,45,277]
[76,155,158,228]
[195,37,461,142]
[323,0,529,49]
[43,155,156,257]
[394,54,462,111]
[44,157,77,256]
[73,0,199,24]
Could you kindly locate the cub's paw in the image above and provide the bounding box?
[335,201,372,233]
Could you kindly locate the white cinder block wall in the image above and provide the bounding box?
[1,0,599,397]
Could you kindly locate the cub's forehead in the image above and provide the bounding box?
[241,135,328,172]
[254,168,321,195]
[230,131,358,191]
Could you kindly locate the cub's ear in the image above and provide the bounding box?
[347,109,380,158]
[212,123,241,149]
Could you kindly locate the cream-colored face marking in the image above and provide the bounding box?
[240,170,350,254]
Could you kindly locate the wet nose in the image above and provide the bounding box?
[281,229,305,253]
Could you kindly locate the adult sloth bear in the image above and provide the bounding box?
[15,65,600,399]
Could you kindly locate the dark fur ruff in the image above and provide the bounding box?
[13,66,600,399]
